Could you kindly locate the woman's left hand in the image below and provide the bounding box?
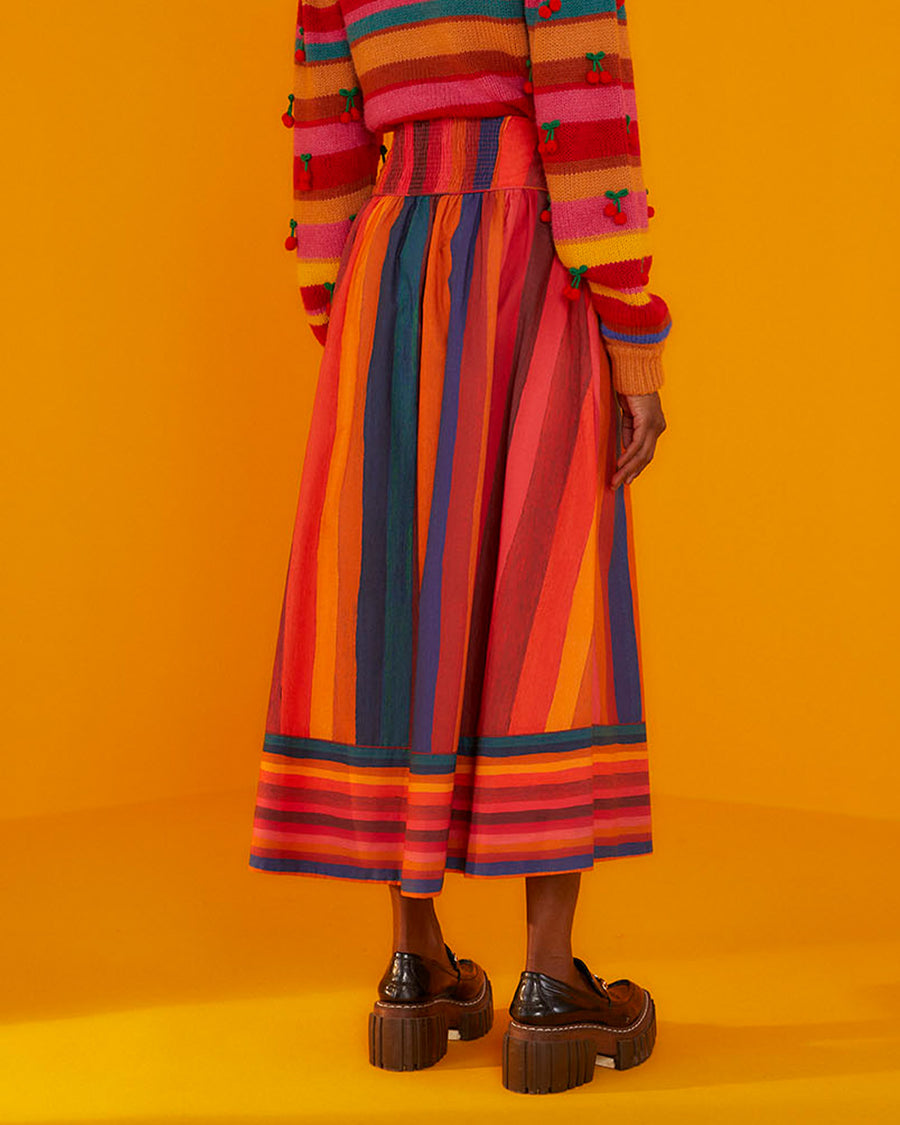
[611,391,667,489]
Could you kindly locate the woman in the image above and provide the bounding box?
[250,0,670,1095]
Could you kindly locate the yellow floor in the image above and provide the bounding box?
[2,791,898,1123]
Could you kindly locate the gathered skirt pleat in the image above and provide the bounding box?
[249,115,652,896]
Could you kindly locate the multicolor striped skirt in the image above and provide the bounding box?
[249,114,653,897]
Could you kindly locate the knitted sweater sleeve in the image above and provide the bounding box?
[525,0,672,394]
[283,1,381,346]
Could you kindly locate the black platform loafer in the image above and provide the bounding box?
[502,955,656,1094]
[368,942,493,1071]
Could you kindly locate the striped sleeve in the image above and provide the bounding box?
[525,0,672,394]
[284,0,381,346]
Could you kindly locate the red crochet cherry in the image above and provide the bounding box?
[350,106,361,120]
[298,153,312,190]
[285,219,298,250]
[540,207,551,222]
[613,212,627,225]
[586,70,600,84]
[282,93,295,128]
[565,264,587,300]
[524,79,534,93]
[539,4,551,16]
[600,71,613,85]
[640,272,649,286]
[550,0,561,9]
[604,202,619,217]
[648,205,656,218]
[340,111,351,123]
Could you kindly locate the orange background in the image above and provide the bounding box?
[2,1,898,1120]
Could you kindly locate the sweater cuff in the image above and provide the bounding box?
[603,338,666,395]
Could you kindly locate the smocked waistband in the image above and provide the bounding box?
[373,115,548,196]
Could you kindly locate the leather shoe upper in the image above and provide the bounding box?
[377,942,486,1004]
[508,956,646,1029]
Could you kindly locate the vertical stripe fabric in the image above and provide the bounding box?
[251,115,653,897]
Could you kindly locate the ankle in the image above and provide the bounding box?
[396,939,453,970]
[525,952,581,987]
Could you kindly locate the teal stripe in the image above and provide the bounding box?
[458,722,647,756]
[347,0,526,41]
[525,0,618,27]
[263,722,647,768]
[306,40,352,63]
[263,731,458,774]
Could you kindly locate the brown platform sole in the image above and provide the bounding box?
[368,974,494,1071]
[502,989,656,1094]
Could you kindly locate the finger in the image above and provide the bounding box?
[617,415,650,461]
[616,430,650,470]
[612,439,656,487]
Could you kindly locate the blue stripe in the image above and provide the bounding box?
[473,117,503,189]
[250,855,402,880]
[381,197,431,745]
[444,838,652,876]
[601,323,672,345]
[608,485,642,723]
[398,877,447,894]
[250,843,651,884]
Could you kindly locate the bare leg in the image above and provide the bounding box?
[524,872,584,989]
[388,884,455,970]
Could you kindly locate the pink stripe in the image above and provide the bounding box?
[551,192,650,240]
[293,120,373,156]
[365,78,524,131]
[495,258,570,581]
[532,87,638,122]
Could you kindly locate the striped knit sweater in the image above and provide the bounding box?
[282,0,672,394]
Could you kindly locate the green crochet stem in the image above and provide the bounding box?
[625,114,632,133]
[289,219,297,232]
[541,119,560,141]
[568,264,588,289]
[285,93,294,115]
[299,153,311,170]
[295,26,304,49]
[324,282,335,295]
[339,86,359,111]
[585,51,607,73]
[525,59,533,78]
[604,188,629,213]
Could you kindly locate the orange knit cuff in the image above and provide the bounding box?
[603,339,666,395]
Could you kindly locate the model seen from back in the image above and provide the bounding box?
[251,0,670,1095]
